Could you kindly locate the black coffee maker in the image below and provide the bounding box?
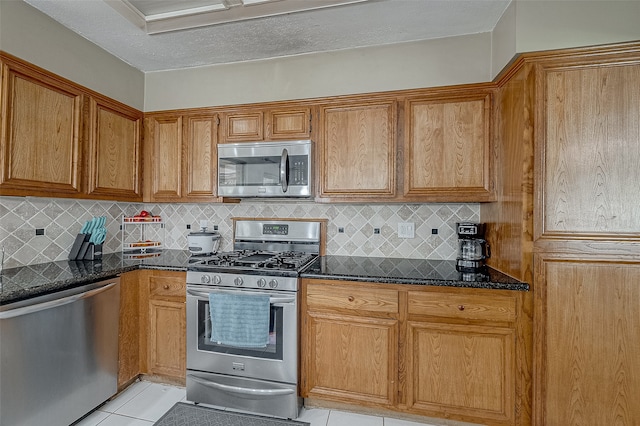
[455,222,490,273]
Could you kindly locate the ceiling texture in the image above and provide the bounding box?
[22,0,511,72]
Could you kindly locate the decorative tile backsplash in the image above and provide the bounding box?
[0,196,479,269]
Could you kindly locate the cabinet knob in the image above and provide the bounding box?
[163,285,170,290]
[458,305,465,311]
[348,296,355,302]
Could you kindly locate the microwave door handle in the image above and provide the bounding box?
[280,148,289,193]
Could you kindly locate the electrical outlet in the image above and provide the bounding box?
[186,224,191,230]
[338,227,344,233]
[35,228,45,236]
[373,228,380,235]
[431,228,438,235]
[397,222,415,239]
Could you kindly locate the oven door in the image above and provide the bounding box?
[186,284,298,384]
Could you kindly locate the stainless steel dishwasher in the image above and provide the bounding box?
[0,277,120,426]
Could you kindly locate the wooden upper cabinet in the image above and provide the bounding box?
[0,58,84,197]
[183,114,219,200]
[220,107,311,142]
[404,91,493,202]
[221,111,263,142]
[318,101,396,199]
[539,62,640,239]
[266,108,311,140]
[145,115,183,201]
[144,112,220,202]
[86,97,142,201]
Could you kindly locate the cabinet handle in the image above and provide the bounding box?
[348,296,355,302]
[458,305,465,311]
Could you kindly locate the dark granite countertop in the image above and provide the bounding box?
[300,256,528,291]
[0,250,191,306]
[1,251,527,306]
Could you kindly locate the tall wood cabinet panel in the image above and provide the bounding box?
[538,62,640,238]
[404,91,493,202]
[535,256,640,426]
[86,97,142,201]
[0,58,84,197]
[529,45,640,426]
[318,101,396,199]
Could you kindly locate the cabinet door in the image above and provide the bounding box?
[407,322,514,423]
[535,257,640,426]
[183,114,219,200]
[539,63,640,238]
[266,108,311,140]
[148,299,186,379]
[319,101,396,198]
[118,271,140,389]
[404,94,492,202]
[87,97,142,201]
[145,115,183,201]
[305,311,398,406]
[0,61,83,197]
[220,111,263,142]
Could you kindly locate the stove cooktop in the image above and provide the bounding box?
[188,250,317,273]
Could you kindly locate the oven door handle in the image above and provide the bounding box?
[188,375,295,398]
[187,289,295,305]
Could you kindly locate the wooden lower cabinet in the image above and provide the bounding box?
[302,279,522,425]
[302,279,399,407]
[117,270,187,388]
[306,312,398,406]
[138,270,187,384]
[406,322,514,423]
[535,256,640,425]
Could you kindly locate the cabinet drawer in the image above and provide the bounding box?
[408,291,516,322]
[149,276,186,300]
[306,282,398,314]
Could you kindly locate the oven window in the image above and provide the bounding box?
[196,299,283,360]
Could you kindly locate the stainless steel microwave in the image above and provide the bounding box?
[217,140,312,198]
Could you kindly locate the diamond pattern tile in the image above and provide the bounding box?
[0,196,479,268]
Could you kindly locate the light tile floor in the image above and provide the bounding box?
[73,380,444,426]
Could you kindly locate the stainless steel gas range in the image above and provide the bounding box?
[185,219,321,419]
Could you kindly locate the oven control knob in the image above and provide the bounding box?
[201,275,211,284]
[257,278,267,288]
[213,275,222,285]
[268,279,278,289]
[234,277,244,287]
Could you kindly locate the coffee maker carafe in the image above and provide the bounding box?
[456,222,490,272]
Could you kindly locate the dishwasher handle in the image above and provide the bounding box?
[0,282,118,320]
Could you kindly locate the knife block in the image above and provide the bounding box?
[68,233,102,260]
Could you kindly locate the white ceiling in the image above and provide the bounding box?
[22,0,511,73]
